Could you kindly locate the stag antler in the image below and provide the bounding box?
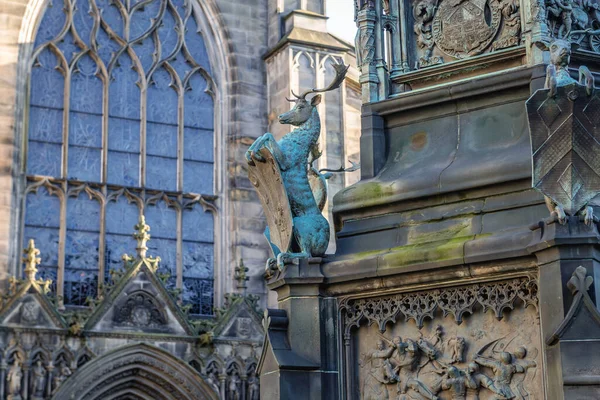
[292,63,350,100]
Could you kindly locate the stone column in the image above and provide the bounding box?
[258,258,340,399]
[356,4,380,103]
[527,216,600,400]
[46,363,54,398]
[218,373,226,399]
[21,364,29,400]
[0,361,6,400]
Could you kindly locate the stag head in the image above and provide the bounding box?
[278,63,350,126]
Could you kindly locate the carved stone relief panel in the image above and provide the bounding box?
[411,0,522,68]
[342,277,542,399]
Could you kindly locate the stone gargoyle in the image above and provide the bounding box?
[245,63,350,273]
[526,37,598,225]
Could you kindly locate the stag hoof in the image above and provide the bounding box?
[582,205,594,226]
[245,150,255,166]
[554,205,567,225]
[251,150,265,162]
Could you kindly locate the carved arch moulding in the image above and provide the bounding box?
[50,343,219,400]
[339,276,542,400]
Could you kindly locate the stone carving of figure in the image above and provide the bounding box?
[362,340,397,399]
[413,0,438,66]
[447,337,466,363]
[32,360,46,397]
[247,371,259,400]
[545,0,574,37]
[510,346,537,399]
[474,352,524,399]
[440,366,468,400]
[206,373,220,397]
[52,361,72,390]
[388,338,439,400]
[6,359,23,399]
[228,372,240,400]
[465,362,504,400]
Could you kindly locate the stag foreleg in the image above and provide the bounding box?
[245,133,289,170]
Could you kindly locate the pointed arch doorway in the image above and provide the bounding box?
[51,343,219,400]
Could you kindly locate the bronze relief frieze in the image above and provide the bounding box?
[340,277,541,400]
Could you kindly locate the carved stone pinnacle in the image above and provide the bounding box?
[134,215,151,258]
[22,239,40,282]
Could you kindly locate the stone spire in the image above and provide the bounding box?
[22,239,41,282]
[134,215,151,258]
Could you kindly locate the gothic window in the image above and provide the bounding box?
[24,0,216,314]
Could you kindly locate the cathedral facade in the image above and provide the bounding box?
[0,0,359,398]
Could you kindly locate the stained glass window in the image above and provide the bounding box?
[24,0,215,314]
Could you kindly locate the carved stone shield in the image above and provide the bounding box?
[247,148,293,253]
[526,83,600,215]
[432,0,501,59]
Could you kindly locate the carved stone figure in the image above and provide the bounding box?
[246,63,349,272]
[361,340,396,399]
[228,372,240,400]
[414,0,441,67]
[493,0,522,50]
[510,346,538,399]
[474,352,524,399]
[32,360,46,398]
[448,336,466,363]
[52,361,72,391]
[526,38,597,225]
[465,362,504,399]
[546,0,575,37]
[6,359,23,400]
[247,371,260,400]
[440,366,468,399]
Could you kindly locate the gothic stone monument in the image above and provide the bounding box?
[252,0,600,399]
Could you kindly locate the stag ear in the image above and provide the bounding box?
[311,95,322,106]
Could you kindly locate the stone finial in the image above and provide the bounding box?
[22,239,41,282]
[234,259,249,292]
[567,266,593,295]
[134,215,151,258]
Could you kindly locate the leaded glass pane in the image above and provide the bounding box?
[31,48,64,108]
[27,142,62,177]
[148,67,178,124]
[65,192,100,305]
[183,160,212,194]
[184,72,213,129]
[71,55,103,113]
[29,107,63,143]
[158,9,179,60]
[34,0,67,47]
[24,187,61,269]
[145,200,177,240]
[96,0,124,38]
[25,187,61,228]
[182,241,213,278]
[129,0,161,40]
[147,122,178,157]
[182,204,213,243]
[73,0,94,47]
[57,30,81,63]
[182,278,213,315]
[68,146,101,182]
[184,128,213,162]
[185,17,211,73]
[107,151,139,187]
[105,193,140,273]
[109,54,141,119]
[146,156,177,191]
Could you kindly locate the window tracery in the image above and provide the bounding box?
[24,0,216,314]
